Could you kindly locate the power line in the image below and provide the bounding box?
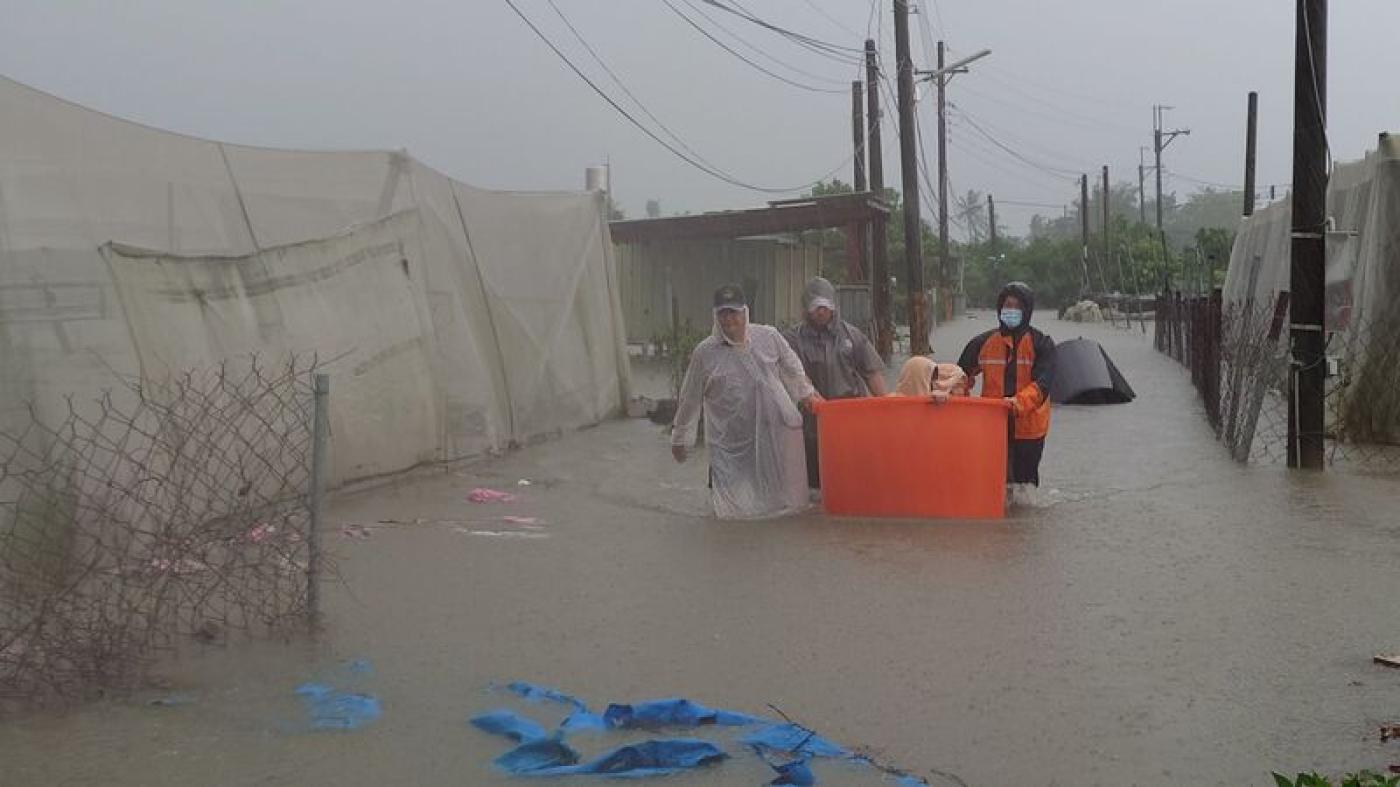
[543,0,724,174]
[946,45,1141,115]
[677,0,854,85]
[663,0,847,93]
[503,0,852,193]
[799,0,863,38]
[699,0,866,61]
[945,103,1101,173]
[948,106,1081,180]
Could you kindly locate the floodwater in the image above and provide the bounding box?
[3,314,1400,786]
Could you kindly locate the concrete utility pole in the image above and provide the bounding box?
[936,41,950,321]
[1154,105,1190,286]
[1138,147,1148,225]
[987,194,997,250]
[893,0,928,354]
[1289,0,1327,469]
[1244,91,1259,217]
[1102,165,1112,290]
[849,80,868,282]
[865,40,893,361]
[1080,173,1091,297]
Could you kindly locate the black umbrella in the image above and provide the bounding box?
[1050,338,1135,404]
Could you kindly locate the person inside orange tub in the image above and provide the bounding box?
[891,355,968,402]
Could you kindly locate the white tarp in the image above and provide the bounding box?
[1222,132,1400,444]
[0,75,629,485]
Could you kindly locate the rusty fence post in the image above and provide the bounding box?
[308,373,329,626]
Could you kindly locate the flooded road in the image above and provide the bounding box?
[3,314,1399,786]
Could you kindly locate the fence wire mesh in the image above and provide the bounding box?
[1,356,322,708]
[1158,291,1400,472]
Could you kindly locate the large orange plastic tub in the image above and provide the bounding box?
[815,396,1009,519]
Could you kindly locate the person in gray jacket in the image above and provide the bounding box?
[783,277,886,489]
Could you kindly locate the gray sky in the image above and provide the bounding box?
[2,1,1396,237]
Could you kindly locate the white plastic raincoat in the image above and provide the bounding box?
[671,311,814,519]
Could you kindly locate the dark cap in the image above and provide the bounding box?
[713,283,747,311]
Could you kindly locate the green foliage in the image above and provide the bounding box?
[665,320,706,400]
[793,178,1241,312]
[1271,770,1400,787]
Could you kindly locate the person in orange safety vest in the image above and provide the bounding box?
[956,282,1057,489]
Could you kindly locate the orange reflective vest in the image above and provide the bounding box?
[965,329,1054,440]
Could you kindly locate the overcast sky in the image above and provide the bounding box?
[2,1,1395,237]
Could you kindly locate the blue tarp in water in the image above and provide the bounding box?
[768,758,816,785]
[473,684,938,785]
[471,710,550,744]
[603,698,763,730]
[294,682,382,731]
[505,681,588,709]
[742,724,847,759]
[495,738,581,773]
[531,739,728,778]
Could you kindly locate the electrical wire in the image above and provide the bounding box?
[700,0,866,61]
[662,0,847,93]
[543,0,725,174]
[799,0,863,38]
[504,0,854,193]
[677,0,853,85]
[948,107,1081,180]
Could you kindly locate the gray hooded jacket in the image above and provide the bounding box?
[783,277,883,399]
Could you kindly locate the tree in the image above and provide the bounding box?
[954,189,987,245]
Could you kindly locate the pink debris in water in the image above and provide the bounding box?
[339,525,373,540]
[246,523,276,543]
[149,558,209,576]
[468,488,518,504]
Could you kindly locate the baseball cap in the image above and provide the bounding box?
[712,284,747,311]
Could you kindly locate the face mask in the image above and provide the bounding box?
[1000,308,1024,329]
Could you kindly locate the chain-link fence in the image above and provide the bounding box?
[1158,291,1400,472]
[0,356,327,708]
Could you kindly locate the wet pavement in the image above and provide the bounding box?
[3,314,1400,786]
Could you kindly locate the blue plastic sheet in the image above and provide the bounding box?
[534,739,728,778]
[560,709,609,734]
[495,738,580,773]
[742,724,847,759]
[505,681,587,709]
[768,758,816,785]
[294,682,382,731]
[471,682,938,784]
[603,698,762,730]
[471,710,549,744]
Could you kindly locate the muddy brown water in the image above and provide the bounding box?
[3,314,1399,786]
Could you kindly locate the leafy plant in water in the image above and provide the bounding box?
[668,320,705,400]
[1272,770,1400,787]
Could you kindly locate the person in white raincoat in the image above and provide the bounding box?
[671,284,821,519]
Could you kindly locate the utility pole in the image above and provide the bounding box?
[936,40,950,324]
[848,80,868,282]
[852,82,867,191]
[1154,105,1190,287]
[1138,147,1148,225]
[893,0,928,354]
[1080,174,1091,297]
[1102,165,1112,290]
[865,40,893,361]
[1244,91,1259,217]
[1289,0,1327,470]
[987,194,997,250]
